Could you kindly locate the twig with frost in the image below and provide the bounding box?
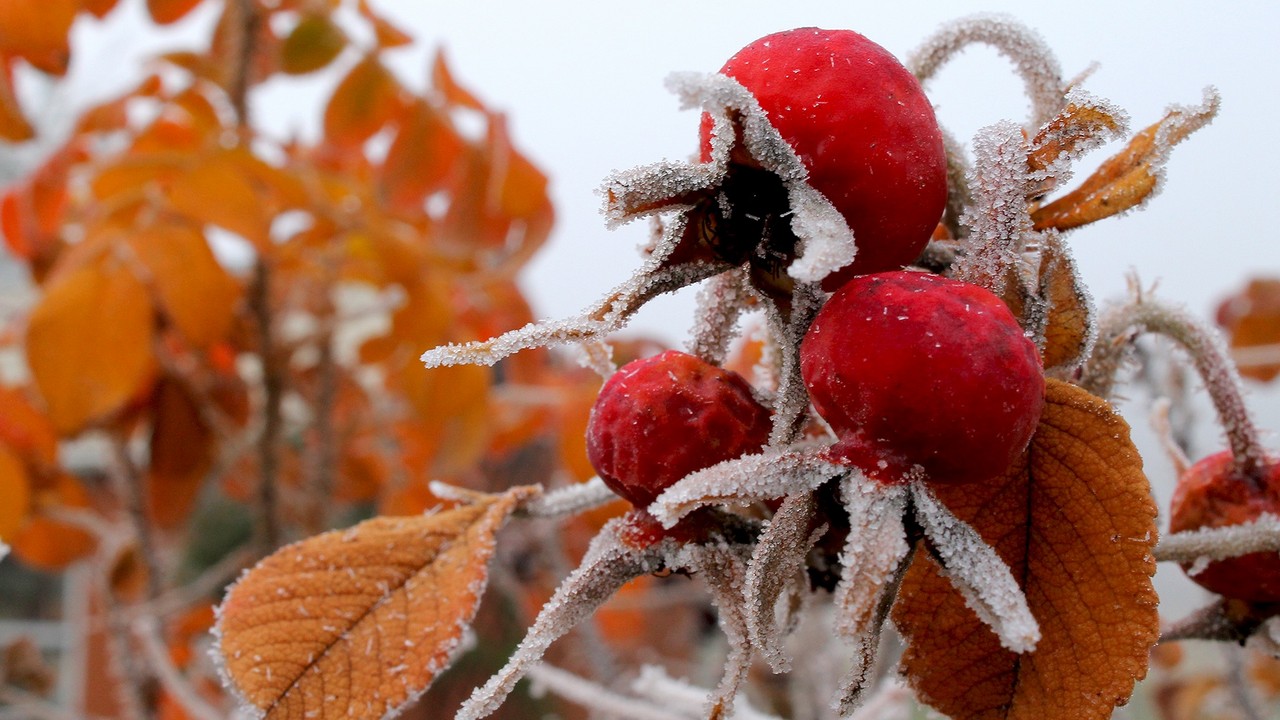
[1154,514,1280,564]
[525,664,686,720]
[631,665,784,720]
[516,477,618,519]
[133,616,224,720]
[745,491,825,673]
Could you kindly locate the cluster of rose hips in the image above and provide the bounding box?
[587,28,1044,519]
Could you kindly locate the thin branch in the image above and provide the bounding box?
[1154,514,1280,564]
[132,617,224,720]
[1223,644,1267,720]
[303,321,339,536]
[226,0,260,125]
[525,664,687,720]
[249,259,284,551]
[107,437,164,601]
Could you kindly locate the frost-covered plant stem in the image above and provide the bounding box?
[1084,296,1267,481]
[1154,514,1280,564]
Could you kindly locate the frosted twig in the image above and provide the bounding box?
[765,282,825,448]
[745,491,824,673]
[517,478,618,519]
[1083,294,1266,479]
[1224,644,1268,720]
[845,680,916,720]
[953,120,1035,297]
[908,13,1064,129]
[525,664,686,720]
[106,435,164,601]
[1159,599,1248,643]
[683,543,755,720]
[911,483,1040,653]
[631,665,783,720]
[1154,514,1280,564]
[456,520,668,720]
[133,616,224,720]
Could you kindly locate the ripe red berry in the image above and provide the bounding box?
[586,350,772,508]
[1168,451,1280,601]
[700,28,947,284]
[800,271,1044,484]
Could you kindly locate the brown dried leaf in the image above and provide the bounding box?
[1038,236,1093,371]
[1027,95,1126,176]
[1032,91,1218,231]
[147,379,214,529]
[894,379,1158,720]
[215,487,534,719]
[1216,277,1280,382]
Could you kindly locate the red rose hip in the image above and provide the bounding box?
[586,350,772,508]
[800,271,1044,484]
[700,28,947,283]
[1169,451,1280,601]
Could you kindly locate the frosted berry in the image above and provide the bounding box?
[699,28,947,286]
[1169,451,1280,601]
[800,271,1044,484]
[586,350,772,508]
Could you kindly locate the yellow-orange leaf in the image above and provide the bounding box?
[26,255,157,435]
[146,0,203,24]
[431,49,484,111]
[893,379,1158,720]
[0,444,30,541]
[1038,237,1092,371]
[215,487,534,719]
[0,0,76,75]
[281,14,345,75]
[379,100,464,215]
[1216,277,1280,382]
[127,222,239,348]
[165,153,274,246]
[1032,93,1218,231]
[357,0,412,49]
[9,472,97,570]
[323,56,403,148]
[0,387,57,469]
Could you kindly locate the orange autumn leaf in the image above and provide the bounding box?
[127,222,240,348]
[146,0,204,25]
[280,13,345,75]
[1216,277,1280,382]
[1037,237,1092,371]
[215,487,536,719]
[164,152,276,246]
[147,379,215,529]
[893,379,1159,720]
[323,55,404,148]
[0,0,76,75]
[0,443,31,541]
[9,472,97,570]
[26,254,157,435]
[0,386,58,469]
[357,0,412,49]
[1026,96,1126,177]
[0,59,33,141]
[1031,93,1218,232]
[432,49,484,111]
[379,100,465,215]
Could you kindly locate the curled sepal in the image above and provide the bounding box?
[910,482,1041,654]
[649,448,844,529]
[1036,234,1096,373]
[744,491,826,673]
[673,542,756,720]
[1027,88,1129,193]
[455,516,668,720]
[831,473,911,714]
[1032,87,1220,231]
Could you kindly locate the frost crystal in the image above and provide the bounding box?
[455,519,668,720]
[1155,513,1280,564]
[910,483,1040,653]
[649,449,844,528]
[954,120,1036,296]
[688,269,754,365]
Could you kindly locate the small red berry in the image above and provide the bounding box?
[586,350,772,508]
[700,28,947,284]
[800,271,1044,484]
[1168,451,1280,601]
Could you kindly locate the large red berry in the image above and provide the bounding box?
[800,271,1044,484]
[700,28,947,283]
[1168,451,1280,601]
[586,350,772,508]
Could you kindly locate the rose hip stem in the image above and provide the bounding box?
[1086,296,1266,483]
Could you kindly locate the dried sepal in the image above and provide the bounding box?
[455,517,668,720]
[764,282,825,447]
[1032,87,1221,231]
[675,542,756,720]
[908,13,1065,129]
[910,482,1040,653]
[744,491,825,673]
[831,473,911,714]
[1027,88,1129,194]
[1037,232,1096,373]
[649,448,843,529]
[687,268,755,365]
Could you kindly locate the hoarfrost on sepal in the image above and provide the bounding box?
[455,519,668,720]
[601,160,721,228]
[765,283,826,448]
[908,13,1064,129]
[649,449,844,529]
[1143,86,1221,203]
[910,483,1040,653]
[688,269,754,366]
[831,473,911,714]
[682,543,756,720]
[1028,88,1130,190]
[955,120,1037,297]
[744,491,825,673]
[783,182,856,283]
